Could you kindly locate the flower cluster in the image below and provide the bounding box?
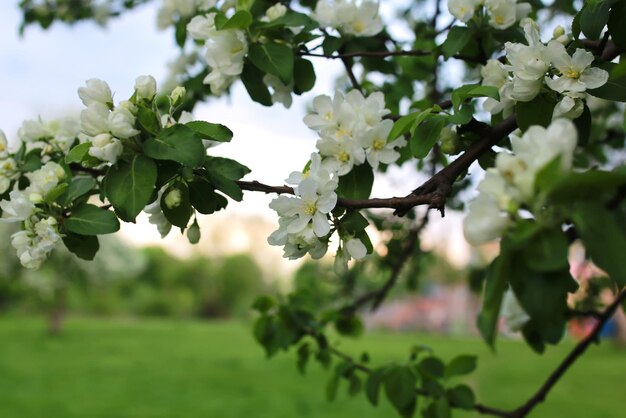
[482,20,608,119]
[463,118,578,245]
[157,0,216,29]
[0,131,19,194]
[312,0,383,37]
[17,117,80,155]
[268,90,405,268]
[0,161,67,269]
[78,77,154,164]
[187,13,248,95]
[305,90,406,174]
[448,0,531,30]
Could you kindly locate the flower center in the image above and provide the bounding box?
[353,20,364,33]
[337,151,350,162]
[564,68,580,79]
[494,15,505,25]
[373,138,385,151]
[323,111,332,121]
[304,202,317,216]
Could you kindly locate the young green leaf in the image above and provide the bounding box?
[104,155,157,222]
[64,204,120,235]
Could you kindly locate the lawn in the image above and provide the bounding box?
[0,317,622,417]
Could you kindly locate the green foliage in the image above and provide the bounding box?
[337,163,374,199]
[143,124,206,168]
[64,204,120,236]
[410,115,447,159]
[248,42,294,85]
[104,155,157,222]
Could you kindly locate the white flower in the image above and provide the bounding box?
[134,75,157,101]
[345,237,367,259]
[505,21,549,81]
[24,162,65,200]
[270,177,336,237]
[108,107,139,139]
[358,120,406,169]
[501,288,530,332]
[303,93,345,134]
[313,0,383,37]
[0,158,18,194]
[0,130,8,159]
[81,102,110,137]
[202,29,248,95]
[447,0,478,22]
[552,93,585,120]
[265,3,287,21]
[0,191,35,223]
[509,76,542,102]
[18,119,51,143]
[187,13,216,40]
[481,59,508,88]
[11,216,61,269]
[485,0,518,29]
[463,194,511,245]
[78,78,113,107]
[89,133,123,164]
[144,190,172,238]
[286,153,338,196]
[545,41,609,93]
[269,220,328,260]
[263,74,293,108]
[317,135,366,175]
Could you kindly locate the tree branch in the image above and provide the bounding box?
[300,49,485,64]
[508,288,626,417]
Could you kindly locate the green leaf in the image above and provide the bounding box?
[572,201,626,287]
[161,181,193,228]
[384,366,417,418]
[21,149,43,172]
[515,94,557,131]
[608,1,626,49]
[65,142,91,164]
[440,26,473,59]
[202,167,244,201]
[143,124,206,167]
[252,295,276,313]
[185,121,233,142]
[336,163,373,199]
[588,61,626,102]
[204,156,251,180]
[451,85,499,111]
[365,368,386,406]
[334,315,363,337]
[44,183,68,203]
[137,104,160,135]
[57,176,96,207]
[175,19,187,48]
[257,12,312,29]
[580,0,612,40]
[423,398,451,418]
[248,42,294,85]
[418,357,445,379]
[219,10,252,30]
[295,343,310,375]
[388,109,431,141]
[410,115,446,159]
[340,211,369,234]
[326,374,340,402]
[322,36,343,55]
[293,58,316,94]
[445,355,477,379]
[545,169,626,202]
[104,155,157,222]
[62,232,100,260]
[477,254,510,348]
[446,385,475,410]
[241,60,273,106]
[64,204,120,235]
[188,179,228,214]
[522,229,569,272]
[236,0,254,11]
[348,375,362,397]
[448,104,473,125]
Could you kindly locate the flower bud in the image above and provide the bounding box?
[170,86,186,107]
[0,130,8,159]
[164,188,182,209]
[265,3,287,21]
[78,78,113,107]
[440,127,461,155]
[134,75,157,101]
[552,25,565,39]
[187,222,201,244]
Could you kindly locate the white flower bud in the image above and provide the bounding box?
[170,86,186,106]
[0,130,8,159]
[78,78,113,107]
[552,25,565,39]
[134,75,157,101]
[265,3,287,21]
[164,188,182,209]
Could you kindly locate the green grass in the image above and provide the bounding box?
[0,317,622,418]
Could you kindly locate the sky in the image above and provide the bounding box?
[0,2,471,266]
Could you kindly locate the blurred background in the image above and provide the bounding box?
[0,2,625,418]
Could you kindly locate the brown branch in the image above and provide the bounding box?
[340,56,363,93]
[394,115,518,217]
[300,50,485,63]
[509,288,626,417]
